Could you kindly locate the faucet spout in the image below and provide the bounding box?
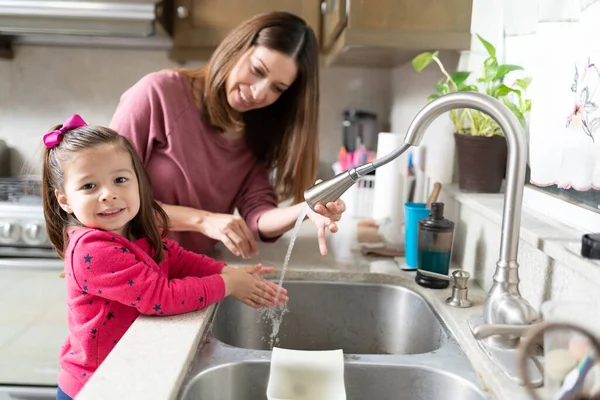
[304,91,538,331]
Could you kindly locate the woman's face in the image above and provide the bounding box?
[226,45,298,112]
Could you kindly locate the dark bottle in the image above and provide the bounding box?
[415,202,455,289]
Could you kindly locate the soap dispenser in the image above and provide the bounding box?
[415,202,455,289]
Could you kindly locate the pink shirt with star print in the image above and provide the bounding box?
[57,227,226,398]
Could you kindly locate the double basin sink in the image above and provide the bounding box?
[178,275,491,400]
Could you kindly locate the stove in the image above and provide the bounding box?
[0,177,65,400]
[0,177,58,259]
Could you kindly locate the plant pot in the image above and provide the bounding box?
[454,134,507,193]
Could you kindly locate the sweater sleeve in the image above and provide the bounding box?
[71,230,225,315]
[234,163,280,243]
[109,72,169,165]
[164,238,226,279]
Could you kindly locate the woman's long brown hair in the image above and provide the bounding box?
[177,11,319,203]
[41,125,169,263]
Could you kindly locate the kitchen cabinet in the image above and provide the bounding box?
[169,0,320,62]
[321,0,474,67]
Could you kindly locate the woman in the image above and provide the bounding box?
[110,11,345,259]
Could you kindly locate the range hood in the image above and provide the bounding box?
[0,0,172,49]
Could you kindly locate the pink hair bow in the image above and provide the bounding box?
[43,114,87,149]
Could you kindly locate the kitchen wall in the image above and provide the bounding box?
[0,45,391,177]
[389,0,600,308]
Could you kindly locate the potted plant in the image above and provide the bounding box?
[412,34,532,193]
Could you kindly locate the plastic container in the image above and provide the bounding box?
[404,202,431,269]
[340,175,375,219]
[540,301,600,393]
[415,202,455,289]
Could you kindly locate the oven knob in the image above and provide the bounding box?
[0,221,21,244]
[22,222,47,245]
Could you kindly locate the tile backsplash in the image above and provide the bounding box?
[0,45,391,177]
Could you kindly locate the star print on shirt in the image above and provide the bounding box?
[107,312,114,320]
[136,296,141,301]
[128,280,134,286]
[84,254,93,263]
[199,297,204,302]
[153,304,161,312]
[83,285,88,291]
[120,246,127,253]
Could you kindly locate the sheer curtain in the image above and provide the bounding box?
[528,0,600,189]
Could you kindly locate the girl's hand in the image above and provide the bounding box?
[306,180,347,256]
[221,264,288,308]
[199,212,258,259]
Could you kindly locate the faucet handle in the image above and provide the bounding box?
[472,323,536,340]
[417,269,473,308]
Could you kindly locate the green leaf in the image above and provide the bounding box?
[450,71,471,86]
[484,57,499,82]
[428,93,440,102]
[515,77,532,91]
[412,51,439,72]
[503,98,526,128]
[477,34,496,58]
[495,64,523,80]
[494,84,520,98]
[463,85,479,92]
[524,99,532,113]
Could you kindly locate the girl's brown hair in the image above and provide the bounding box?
[42,125,169,263]
[178,11,319,203]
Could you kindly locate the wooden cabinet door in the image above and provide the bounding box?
[320,0,346,50]
[173,0,319,49]
[347,0,472,34]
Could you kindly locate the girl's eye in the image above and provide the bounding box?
[272,86,285,94]
[115,177,128,184]
[81,183,96,190]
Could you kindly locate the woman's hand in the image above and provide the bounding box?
[221,264,288,308]
[200,212,258,259]
[307,198,346,256]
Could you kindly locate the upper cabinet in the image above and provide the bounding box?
[170,0,320,62]
[321,0,474,67]
[168,0,473,68]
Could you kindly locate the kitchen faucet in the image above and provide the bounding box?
[304,91,542,386]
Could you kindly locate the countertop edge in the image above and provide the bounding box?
[76,305,216,400]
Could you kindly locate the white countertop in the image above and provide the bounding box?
[77,219,538,400]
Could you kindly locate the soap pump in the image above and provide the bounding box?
[415,202,455,289]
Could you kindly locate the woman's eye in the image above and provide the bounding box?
[251,65,264,77]
[115,177,128,184]
[81,183,96,190]
[273,86,284,94]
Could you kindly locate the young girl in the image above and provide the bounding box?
[41,115,288,400]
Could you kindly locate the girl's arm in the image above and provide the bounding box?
[164,237,226,280]
[71,230,225,315]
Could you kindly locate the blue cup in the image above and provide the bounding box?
[404,202,431,269]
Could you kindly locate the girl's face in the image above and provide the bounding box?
[55,144,140,237]
[225,45,298,112]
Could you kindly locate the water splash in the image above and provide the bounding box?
[259,204,309,348]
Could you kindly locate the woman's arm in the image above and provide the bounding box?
[159,202,258,258]
[256,202,307,238]
[159,202,207,232]
[257,200,345,256]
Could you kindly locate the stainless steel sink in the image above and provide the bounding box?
[211,281,445,354]
[181,360,488,400]
[178,278,491,400]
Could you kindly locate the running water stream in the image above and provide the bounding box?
[259,204,310,348]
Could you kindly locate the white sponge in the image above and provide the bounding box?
[267,347,346,400]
